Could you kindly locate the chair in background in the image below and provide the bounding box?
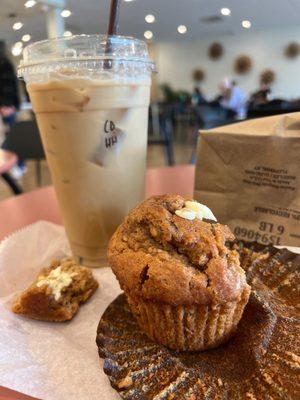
[195,103,229,129]
[148,103,175,166]
[2,119,45,186]
[247,99,300,118]
[189,103,229,164]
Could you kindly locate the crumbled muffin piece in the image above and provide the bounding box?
[12,258,98,322]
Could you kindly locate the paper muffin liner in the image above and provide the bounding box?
[126,288,250,351]
[99,243,299,398]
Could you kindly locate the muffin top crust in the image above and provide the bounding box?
[108,195,250,305]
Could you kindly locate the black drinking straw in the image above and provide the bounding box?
[105,0,121,67]
[107,0,121,36]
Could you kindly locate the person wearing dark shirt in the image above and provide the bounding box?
[191,87,206,106]
[191,87,207,127]
[0,41,24,178]
[0,41,20,125]
[250,83,271,106]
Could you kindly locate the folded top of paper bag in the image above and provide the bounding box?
[206,112,300,136]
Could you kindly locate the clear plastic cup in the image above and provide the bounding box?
[18,35,155,267]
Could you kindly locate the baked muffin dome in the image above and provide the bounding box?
[108,195,250,351]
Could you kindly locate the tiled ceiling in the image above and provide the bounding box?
[1,0,300,51]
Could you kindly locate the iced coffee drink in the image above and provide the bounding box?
[18,35,154,267]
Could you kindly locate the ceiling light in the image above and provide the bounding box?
[61,9,72,18]
[242,20,252,29]
[145,14,155,23]
[177,25,187,34]
[22,34,31,42]
[220,7,231,16]
[24,0,36,8]
[124,0,135,2]
[13,22,23,31]
[11,43,23,56]
[144,30,153,40]
[63,31,72,37]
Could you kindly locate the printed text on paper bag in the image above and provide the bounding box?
[243,166,296,191]
[234,221,285,245]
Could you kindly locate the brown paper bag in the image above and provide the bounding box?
[194,112,300,246]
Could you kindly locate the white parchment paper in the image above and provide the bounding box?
[0,221,121,400]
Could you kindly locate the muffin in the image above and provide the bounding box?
[12,258,98,322]
[108,195,251,351]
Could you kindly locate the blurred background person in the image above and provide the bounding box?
[191,87,206,107]
[250,83,272,106]
[0,41,25,178]
[218,78,247,119]
[191,87,207,127]
[0,41,20,128]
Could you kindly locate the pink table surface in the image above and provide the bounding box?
[0,149,18,174]
[0,165,194,242]
[0,164,194,400]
